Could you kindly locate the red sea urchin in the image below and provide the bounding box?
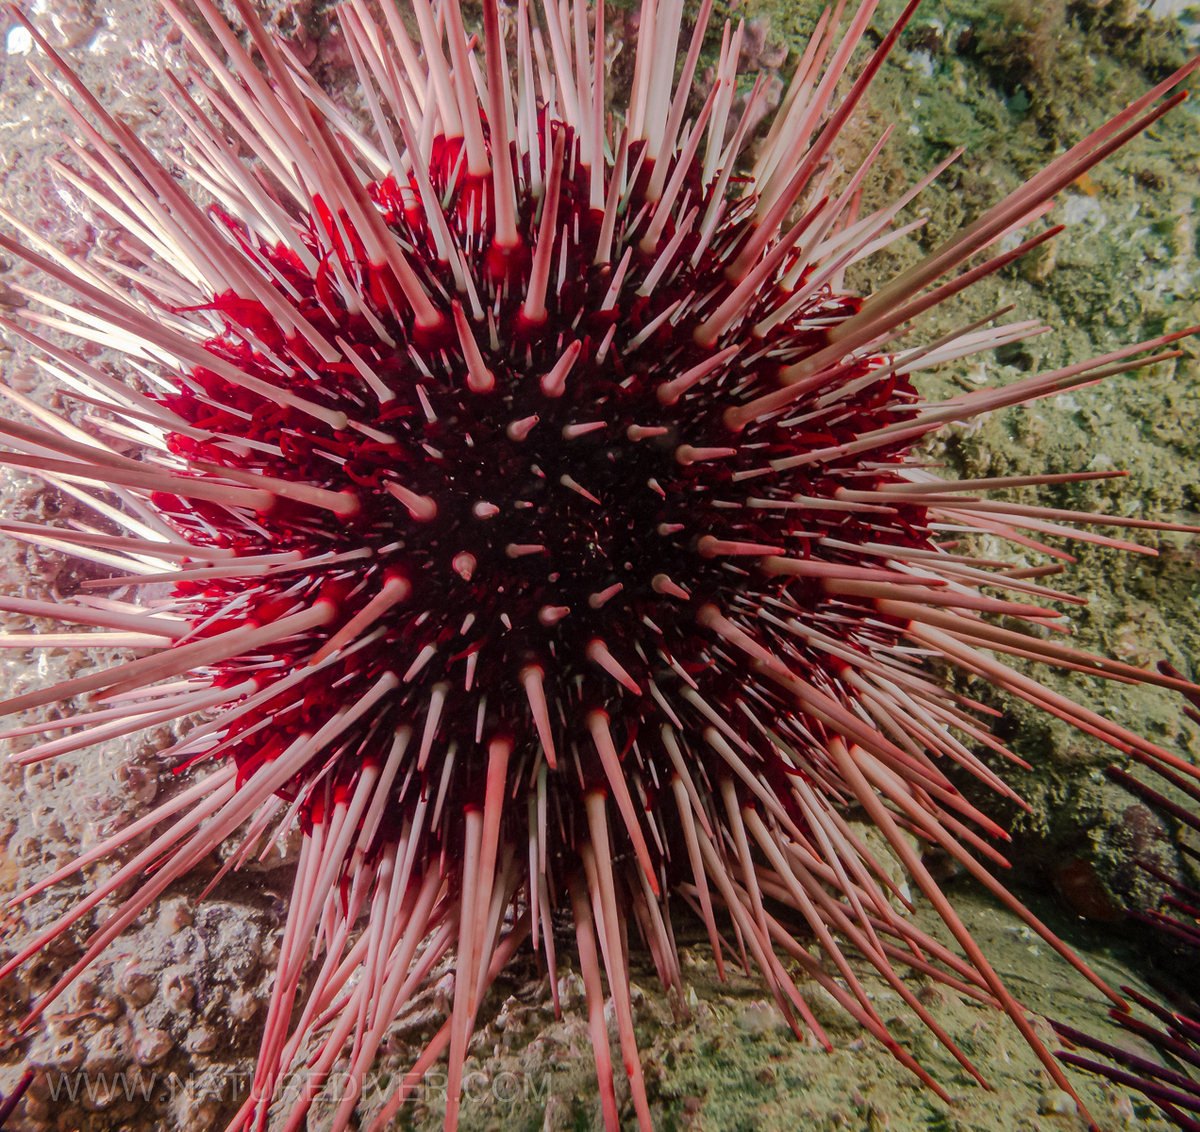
[0,0,1199,1128]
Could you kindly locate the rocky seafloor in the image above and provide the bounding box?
[0,0,1197,1129]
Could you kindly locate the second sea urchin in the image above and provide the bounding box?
[0,0,1198,1128]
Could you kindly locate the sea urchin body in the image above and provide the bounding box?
[0,0,1199,1129]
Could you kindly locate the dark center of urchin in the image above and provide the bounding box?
[410,392,672,603]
